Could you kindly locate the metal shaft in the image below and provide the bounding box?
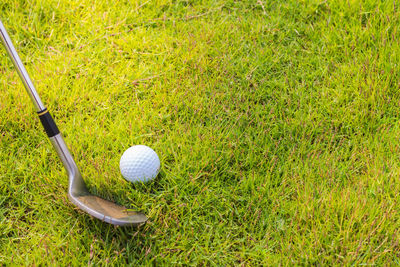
[0,19,45,111]
[0,18,86,190]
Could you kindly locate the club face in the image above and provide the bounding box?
[70,194,148,226]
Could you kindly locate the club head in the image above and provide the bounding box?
[68,173,148,226]
[50,134,148,226]
[68,171,148,226]
[70,194,148,226]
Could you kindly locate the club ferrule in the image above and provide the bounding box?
[37,108,60,137]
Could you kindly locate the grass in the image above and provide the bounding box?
[1,0,400,265]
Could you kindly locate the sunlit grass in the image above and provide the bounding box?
[1,0,400,265]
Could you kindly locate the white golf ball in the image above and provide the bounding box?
[120,145,160,183]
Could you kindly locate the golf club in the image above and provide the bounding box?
[0,19,147,226]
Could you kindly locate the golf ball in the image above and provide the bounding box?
[120,145,160,183]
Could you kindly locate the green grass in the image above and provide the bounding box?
[1,0,400,265]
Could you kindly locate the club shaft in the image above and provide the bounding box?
[0,18,79,181]
[0,19,45,111]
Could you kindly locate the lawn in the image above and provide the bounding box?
[1,0,400,265]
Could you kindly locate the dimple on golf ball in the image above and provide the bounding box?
[120,145,160,183]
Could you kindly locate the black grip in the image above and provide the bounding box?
[37,109,60,137]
